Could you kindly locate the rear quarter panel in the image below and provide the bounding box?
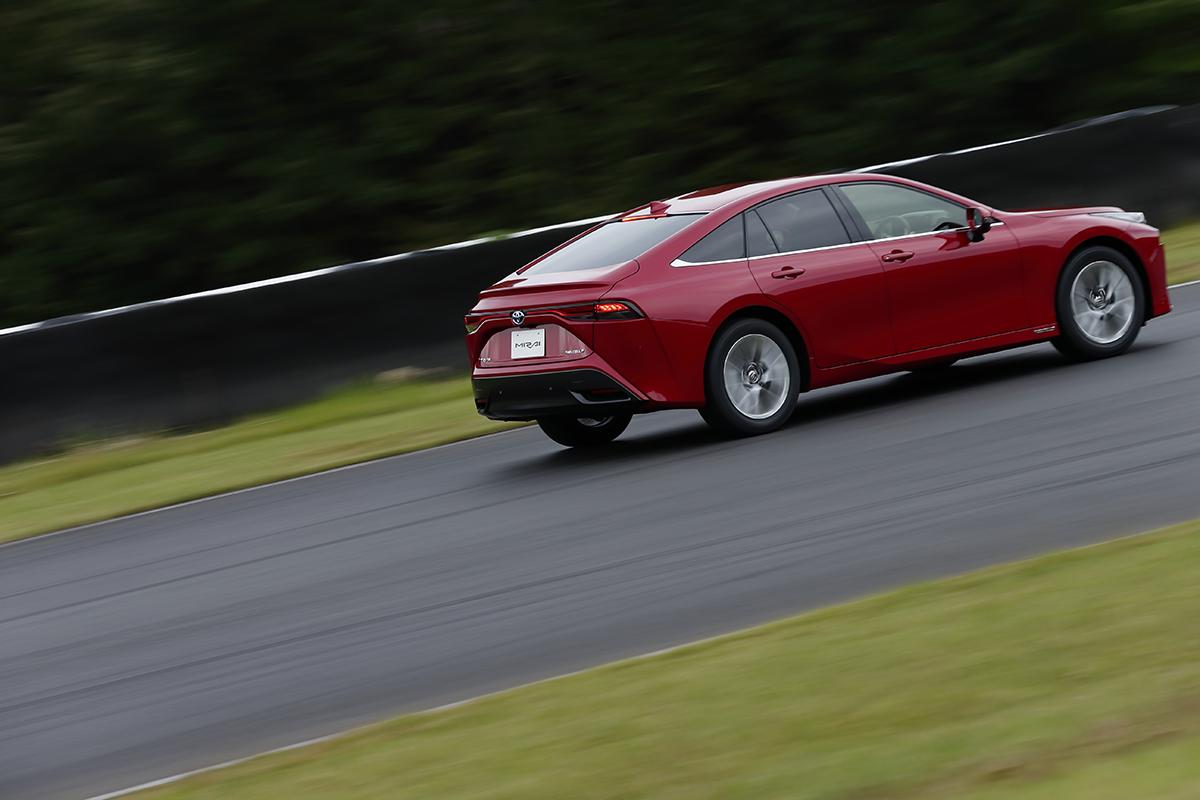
[614,259,771,406]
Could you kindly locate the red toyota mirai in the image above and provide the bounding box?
[465,174,1171,447]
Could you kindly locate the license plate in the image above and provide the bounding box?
[510,328,545,359]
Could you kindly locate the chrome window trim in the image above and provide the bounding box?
[671,222,1004,268]
[672,255,753,267]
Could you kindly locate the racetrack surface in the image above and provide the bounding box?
[3,285,1200,800]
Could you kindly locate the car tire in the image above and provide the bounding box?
[536,413,632,447]
[701,318,800,437]
[1052,246,1145,362]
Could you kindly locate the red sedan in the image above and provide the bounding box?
[465,174,1171,447]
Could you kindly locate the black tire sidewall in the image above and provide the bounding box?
[1055,246,1145,360]
[537,413,631,447]
[703,318,800,436]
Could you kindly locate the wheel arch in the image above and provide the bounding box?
[706,305,811,397]
[1063,236,1150,309]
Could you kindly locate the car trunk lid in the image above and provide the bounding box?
[473,260,639,308]
[464,261,638,364]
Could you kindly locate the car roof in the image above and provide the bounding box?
[644,173,909,215]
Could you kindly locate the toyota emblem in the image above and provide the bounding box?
[511,309,526,326]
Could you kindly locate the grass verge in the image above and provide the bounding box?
[1162,219,1200,284]
[2,221,1198,545]
[133,520,1200,799]
[0,376,518,543]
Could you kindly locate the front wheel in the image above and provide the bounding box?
[700,318,800,436]
[536,413,632,447]
[1052,246,1145,361]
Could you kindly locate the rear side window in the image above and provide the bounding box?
[745,211,778,257]
[524,215,701,274]
[838,183,964,239]
[679,216,745,263]
[755,191,851,253]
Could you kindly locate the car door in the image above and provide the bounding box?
[745,189,893,367]
[834,182,1027,354]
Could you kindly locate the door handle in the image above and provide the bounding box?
[770,266,805,279]
[880,249,915,263]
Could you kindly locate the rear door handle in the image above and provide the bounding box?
[770,266,805,279]
[880,249,915,263]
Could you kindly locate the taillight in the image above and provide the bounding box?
[591,300,643,320]
[464,299,642,330]
[555,301,643,321]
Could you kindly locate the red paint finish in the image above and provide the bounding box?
[870,223,1027,354]
[747,242,891,367]
[465,173,1172,421]
[476,324,590,369]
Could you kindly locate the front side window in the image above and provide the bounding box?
[679,216,745,263]
[524,214,701,274]
[839,183,964,239]
[754,190,851,253]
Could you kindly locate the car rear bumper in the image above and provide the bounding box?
[472,366,646,421]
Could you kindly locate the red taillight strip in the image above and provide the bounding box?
[464,300,643,331]
[591,300,643,320]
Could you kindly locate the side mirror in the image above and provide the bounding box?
[966,207,992,242]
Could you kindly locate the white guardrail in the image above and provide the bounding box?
[1,106,1175,340]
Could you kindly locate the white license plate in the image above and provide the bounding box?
[510,328,545,359]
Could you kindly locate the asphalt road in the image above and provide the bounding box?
[3,284,1200,800]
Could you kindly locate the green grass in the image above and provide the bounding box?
[0,375,517,543]
[132,521,1200,800]
[957,734,1200,800]
[1162,219,1200,284]
[2,220,1197,546]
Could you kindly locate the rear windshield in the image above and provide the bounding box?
[523,214,702,274]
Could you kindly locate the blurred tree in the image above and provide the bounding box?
[1,0,1198,325]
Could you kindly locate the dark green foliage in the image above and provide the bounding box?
[2,0,1198,326]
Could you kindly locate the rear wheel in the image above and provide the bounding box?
[536,413,631,447]
[700,318,800,436]
[1052,246,1145,361]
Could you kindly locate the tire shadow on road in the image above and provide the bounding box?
[512,340,1171,473]
[791,339,1171,430]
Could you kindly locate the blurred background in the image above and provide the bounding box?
[3,0,1199,328]
[5,5,1200,799]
